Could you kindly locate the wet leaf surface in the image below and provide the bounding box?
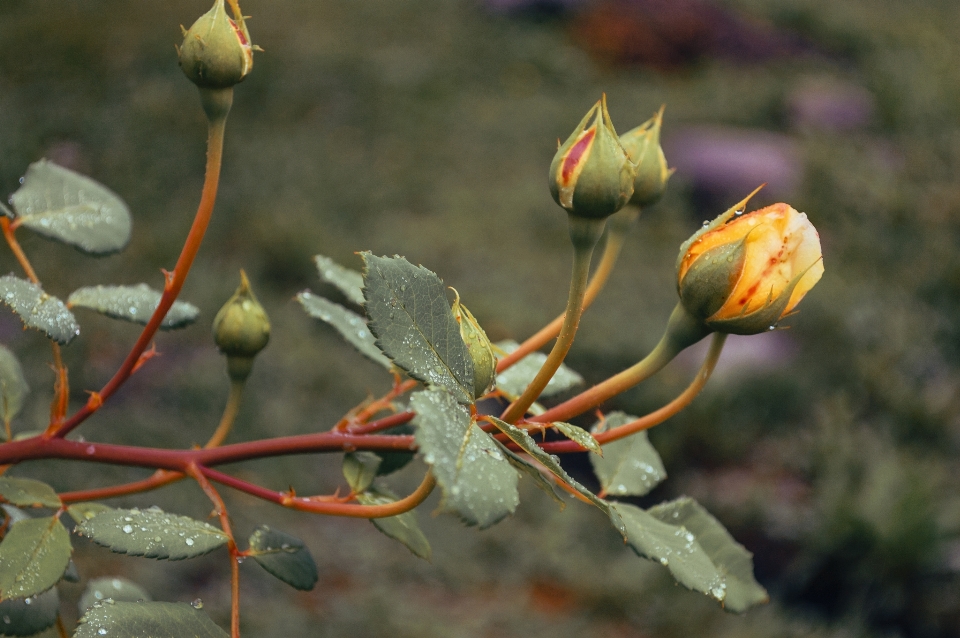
[0,587,59,637]
[75,507,228,561]
[0,477,61,509]
[495,340,583,399]
[74,601,227,638]
[68,284,199,330]
[78,576,151,613]
[0,276,79,345]
[0,345,28,431]
[297,292,392,369]
[314,254,365,305]
[0,516,72,601]
[248,525,319,592]
[590,412,667,497]
[357,487,432,561]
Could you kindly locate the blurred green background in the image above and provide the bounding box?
[3,0,960,635]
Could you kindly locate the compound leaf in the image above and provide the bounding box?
[66,502,112,524]
[411,389,518,528]
[0,345,28,429]
[495,340,582,399]
[609,502,726,603]
[648,497,768,612]
[362,253,474,404]
[0,587,59,636]
[79,576,152,613]
[0,477,61,509]
[553,421,601,456]
[590,412,667,497]
[297,292,392,369]
[68,284,199,330]
[74,601,227,638]
[356,487,432,560]
[248,526,318,592]
[75,507,228,560]
[0,516,72,601]
[9,160,131,255]
[0,276,79,345]
[314,255,365,305]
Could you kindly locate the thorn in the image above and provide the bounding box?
[132,343,160,374]
[85,391,103,411]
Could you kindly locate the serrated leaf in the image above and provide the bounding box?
[356,487,432,560]
[0,276,79,345]
[495,442,566,509]
[0,345,28,429]
[0,588,59,636]
[609,501,726,603]
[362,253,474,403]
[486,416,606,511]
[10,160,131,255]
[297,292,392,369]
[648,497,768,612]
[0,516,72,601]
[248,526,318,591]
[74,601,227,638]
[78,576,151,613]
[68,284,199,330]
[342,452,381,493]
[590,412,667,497]
[0,478,60,509]
[553,421,601,456]
[495,340,583,399]
[411,389,518,528]
[66,502,112,524]
[314,255,365,305]
[75,507,228,560]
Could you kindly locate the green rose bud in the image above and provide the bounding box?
[549,95,637,220]
[619,106,673,207]
[178,0,255,90]
[451,289,497,398]
[213,270,270,381]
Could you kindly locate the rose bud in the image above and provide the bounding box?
[676,199,824,335]
[451,289,497,398]
[619,106,673,207]
[549,95,637,221]
[178,0,255,90]
[213,270,270,381]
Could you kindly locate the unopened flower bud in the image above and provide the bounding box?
[213,270,270,381]
[178,0,255,90]
[619,106,673,207]
[451,290,497,398]
[549,95,637,220]
[676,194,824,335]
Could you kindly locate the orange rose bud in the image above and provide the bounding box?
[549,95,637,220]
[676,196,824,335]
[619,106,673,207]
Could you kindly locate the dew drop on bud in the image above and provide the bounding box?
[191,598,204,609]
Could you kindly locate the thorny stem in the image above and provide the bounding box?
[187,464,240,638]
[53,90,233,439]
[496,207,639,373]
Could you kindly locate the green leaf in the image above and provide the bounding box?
[78,576,151,613]
[74,601,227,638]
[495,442,566,509]
[362,253,474,403]
[0,588,59,637]
[61,560,80,583]
[609,502,726,603]
[411,389,518,528]
[0,516,72,601]
[66,502,112,524]
[356,487,432,560]
[297,292,392,369]
[314,255,365,305]
[248,526,318,592]
[553,421,601,456]
[495,340,583,399]
[648,497,768,613]
[0,276,79,345]
[10,160,131,255]
[590,412,667,497]
[486,416,606,511]
[342,452,381,493]
[75,507,228,560]
[68,284,199,330]
[0,345,28,430]
[0,478,61,509]
[373,424,416,476]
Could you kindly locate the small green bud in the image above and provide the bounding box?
[213,270,270,381]
[549,95,637,220]
[619,106,673,207]
[451,289,497,398]
[178,0,255,90]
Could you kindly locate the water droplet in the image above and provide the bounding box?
[23,597,32,605]
[191,598,203,609]
[122,525,133,533]
[98,628,108,635]
[86,445,96,454]
[185,538,195,546]
[2,615,10,624]
[768,325,776,331]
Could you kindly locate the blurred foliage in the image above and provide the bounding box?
[2,0,960,635]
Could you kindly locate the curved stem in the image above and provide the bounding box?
[53,91,233,438]
[535,333,727,453]
[205,379,245,448]
[497,207,638,373]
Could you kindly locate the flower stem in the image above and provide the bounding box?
[205,379,245,448]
